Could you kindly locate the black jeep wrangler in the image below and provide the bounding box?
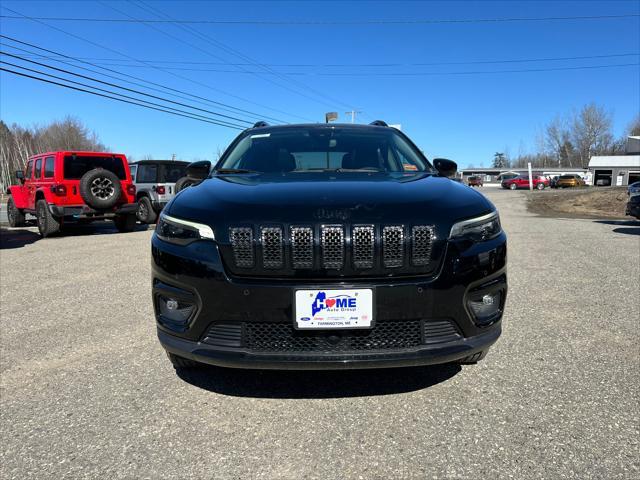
[151,121,507,370]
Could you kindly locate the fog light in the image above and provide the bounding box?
[158,295,194,326]
[468,291,502,325]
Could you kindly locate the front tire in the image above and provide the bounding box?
[136,196,157,224]
[167,352,201,369]
[7,197,26,227]
[36,199,61,237]
[114,213,137,232]
[509,183,517,190]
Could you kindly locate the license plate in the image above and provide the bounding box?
[294,288,374,330]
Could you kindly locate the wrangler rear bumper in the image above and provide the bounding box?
[50,202,138,218]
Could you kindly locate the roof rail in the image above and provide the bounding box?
[369,120,388,127]
[252,121,269,128]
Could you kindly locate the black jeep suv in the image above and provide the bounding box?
[151,122,507,370]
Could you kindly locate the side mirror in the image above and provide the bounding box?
[186,160,211,181]
[433,158,457,178]
[15,170,24,182]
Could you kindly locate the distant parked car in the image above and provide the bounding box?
[501,175,548,190]
[625,195,640,219]
[627,181,640,197]
[6,151,137,237]
[467,175,483,187]
[556,174,585,188]
[130,160,189,223]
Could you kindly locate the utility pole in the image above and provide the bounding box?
[171,153,176,161]
[345,110,362,124]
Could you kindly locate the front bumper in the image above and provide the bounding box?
[626,201,640,218]
[50,202,138,219]
[151,230,507,369]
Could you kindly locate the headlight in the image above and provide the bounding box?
[156,213,214,245]
[449,211,501,242]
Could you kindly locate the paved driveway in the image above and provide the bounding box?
[1,190,638,479]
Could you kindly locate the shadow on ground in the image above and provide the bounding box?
[594,219,640,236]
[176,363,461,399]
[0,222,150,249]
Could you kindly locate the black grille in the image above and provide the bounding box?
[225,223,439,278]
[202,324,242,347]
[412,225,435,266]
[352,225,375,269]
[229,227,254,268]
[321,225,345,269]
[291,227,313,269]
[382,226,404,268]
[261,227,283,269]
[242,319,461,353]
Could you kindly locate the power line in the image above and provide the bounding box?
[0,50,253,125]
[123,0,355,113]
[1,13,638,24]
[0,7,305,123]
[6,52,638,68]
[0,67,244,129]
[0,53,250,128]
[0,36,280,122]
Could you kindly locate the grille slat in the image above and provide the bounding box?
[229,227,254,268]
[261,227,284,269]
[321,225,345,270]
[412,225,435,266]
[382,226,404,268]
[352,225,375,269]
[290,227,314,269]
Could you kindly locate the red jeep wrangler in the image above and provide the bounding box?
[6,151,137,237]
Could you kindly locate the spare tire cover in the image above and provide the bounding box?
[79,168,122,209]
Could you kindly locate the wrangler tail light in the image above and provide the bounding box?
[51,184,67,196]
[156,185,166,195]
[127,184,136,196]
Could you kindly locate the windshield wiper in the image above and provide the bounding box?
[214,168,259,174]
[335,167,382,172]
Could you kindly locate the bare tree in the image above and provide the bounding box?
[570,103,613,165]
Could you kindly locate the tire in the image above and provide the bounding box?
[509,183,517,190]
[7,197,26,227]
[136,196,157,224]
[114,213,137,232]
[537,183,545,190]
[175,176,196,193]
[79,168,122,210]
[167,352,201,369]
[36,199,61,237]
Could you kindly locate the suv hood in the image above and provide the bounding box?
[168,172,494,228]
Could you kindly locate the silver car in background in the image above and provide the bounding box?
[130,160,189,223]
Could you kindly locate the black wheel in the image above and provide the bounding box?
[7,197,26,227]
[175,176,196,193]
[36,199,61,237]
[79,168,122,209]
[166,352,201,369]
[136,196,157,224]
[114,213,137,232]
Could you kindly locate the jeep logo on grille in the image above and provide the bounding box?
[314,208,350,221]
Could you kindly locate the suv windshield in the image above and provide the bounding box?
[560,175,575,179]
[64,155,126,180]
[217,127,431,173]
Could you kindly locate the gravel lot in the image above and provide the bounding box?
[1,189,639,479]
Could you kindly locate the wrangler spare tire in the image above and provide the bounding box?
[174,176,197,193]
[79,168,122,210]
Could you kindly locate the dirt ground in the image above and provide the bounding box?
[526,187,631,219]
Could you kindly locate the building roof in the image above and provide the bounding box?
[588,155,640,168]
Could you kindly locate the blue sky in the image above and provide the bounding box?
[1,0,639,167]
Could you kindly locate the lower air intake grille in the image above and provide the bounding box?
[202,324,242,347]
[244,320,423,352]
